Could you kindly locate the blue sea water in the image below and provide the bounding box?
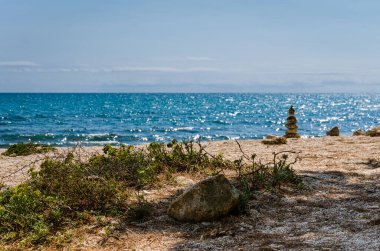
[0,93,379,147]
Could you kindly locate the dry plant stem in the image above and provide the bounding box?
[0,143,102,182]
[234,140,251,162]
[272,150,301,166]
[0,155,48,180]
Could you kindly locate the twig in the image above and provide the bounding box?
[234,140,251,161]
[273,150,301,165]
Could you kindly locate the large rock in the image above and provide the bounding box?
[167,174,240,222]
[326,126,339,136]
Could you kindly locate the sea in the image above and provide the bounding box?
[0,93,379,147]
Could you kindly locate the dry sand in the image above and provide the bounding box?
[0,136,379,250]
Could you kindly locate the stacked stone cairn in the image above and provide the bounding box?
[284,106,300,138]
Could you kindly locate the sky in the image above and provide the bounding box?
[1,0,380,92]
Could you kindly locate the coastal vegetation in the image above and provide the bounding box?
[2,142,56,157]
[0,140,302,248]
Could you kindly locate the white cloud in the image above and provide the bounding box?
[0,61,40,67]
[5,66,221,73]
[103,66,220,73]
[181,56,214,61]
[153,56,215,62]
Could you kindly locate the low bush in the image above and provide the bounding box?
[233,141,303,212]
[234,151,302,191]
[0,184,62,244]
[2,142,56,156]
[31,155,128,212]
[88,144,156,187]
[146,139,227,173]
[89,140,227,187]
[0,154,129,246]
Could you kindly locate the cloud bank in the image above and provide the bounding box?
[0,61,40,67]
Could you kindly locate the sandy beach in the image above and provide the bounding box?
[1,136,379,250]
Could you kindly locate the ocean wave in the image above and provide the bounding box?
[8,115,27,121]
[173,127,195,132]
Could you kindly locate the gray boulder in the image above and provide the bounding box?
[326,126,340,136]
[168,174,240,222]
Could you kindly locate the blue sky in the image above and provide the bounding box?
[1,0,380,92]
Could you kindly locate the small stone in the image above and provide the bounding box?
[265,135,277,139]
[289,106,295,115]
[353,127,380,137]
[285,124,298,130]
[326,126,339,136]
[367,205,379,209]
[286,116,297,124]
[285,129,298,134]
[285,133,301,139]
[174,176,195,187]
[168,174,241,222]
[239,223,253,230]
[353,129,365,136]
[365,126,380,137]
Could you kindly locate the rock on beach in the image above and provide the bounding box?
[327,126,340,136]
[365,126,380,137]
[167,174,240,222]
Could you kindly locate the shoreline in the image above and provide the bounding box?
[0,133,364,149]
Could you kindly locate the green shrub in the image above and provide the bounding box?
[0,153,129,245]
[89,140,228,187]
[0,184,62,244]
[145,139,227,173]
[233,150,303,212]
[89,145,156,187]
[234,151,302,192]
[31,155,128,212]
[2,142,55,156]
